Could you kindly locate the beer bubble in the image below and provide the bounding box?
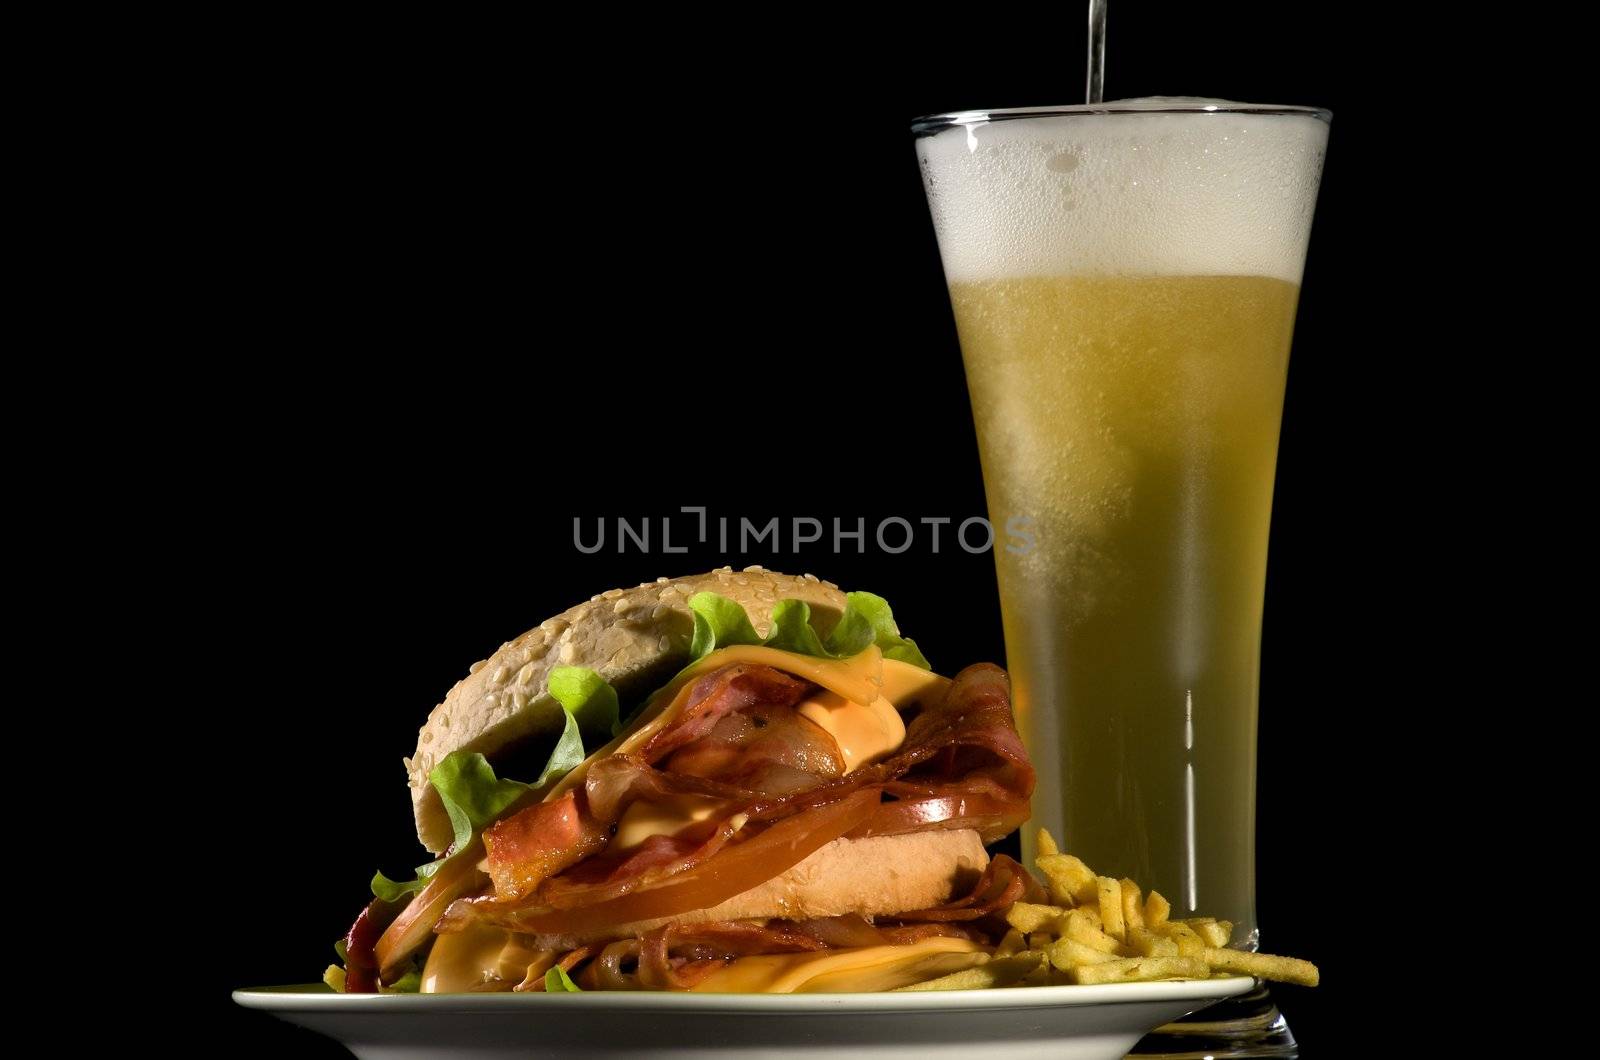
[1047,150,1081,173]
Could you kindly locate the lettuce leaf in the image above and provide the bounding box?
[535,707,585,788]
[431,751,537,855]
[370,868,432,902]
[548,665,621,740]
[762,599,828,656]
[826,591,930,669]
[686,589,929,670]
[382,965,423,994]
[688,591,763,658]
[544,966,583,992]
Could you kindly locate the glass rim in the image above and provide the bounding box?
[911,99,1332,137]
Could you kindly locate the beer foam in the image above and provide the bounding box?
[916,98,1328,284]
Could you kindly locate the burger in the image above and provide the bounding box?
[328,567,1037,994]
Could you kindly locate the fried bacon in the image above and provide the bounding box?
[635,665,814,763]
[340,898,400,993]
[885,854,1031,923]
[664,701,845,795]
[482,789,610,901]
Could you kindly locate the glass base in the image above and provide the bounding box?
[1126,984,1297,1058]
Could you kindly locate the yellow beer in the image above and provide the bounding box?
[917,102,1328,945]
[951,273,1298,938]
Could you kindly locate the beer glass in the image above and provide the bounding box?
[915,101,1327,956]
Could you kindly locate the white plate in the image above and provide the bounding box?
[234,977,1254,1060]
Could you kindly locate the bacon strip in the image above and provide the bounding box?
[483,788,610,900]
[582,752,752,824]
[637,920,829,990]
[636,665,813,763]
[341,898,401,993]
[786,914,979,949]
[537,812,743,908]
[665,701,845,795]
[886,854,1031,923]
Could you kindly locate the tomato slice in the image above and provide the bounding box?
[503,788,878,937]
[850,793,1031,844]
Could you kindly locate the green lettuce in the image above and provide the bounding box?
[687,589,929,670]
[548,665,621,740]
[544,966,583,992]
[432,751,537,850]
[825,592,930,669]
[688,591,763,657]
[762,599,830,656]
[368,667,623,901]
[370,867,432,903]
[382,965,423,994]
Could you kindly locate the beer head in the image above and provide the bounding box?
[914,98,1329,284]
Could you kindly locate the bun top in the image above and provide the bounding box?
[406,567,847,853]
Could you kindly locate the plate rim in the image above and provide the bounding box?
[234,976,1254,1012]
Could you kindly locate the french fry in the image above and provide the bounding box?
[1096,877,1126,942]
[1048,937,1122,970]
[1200,948,1320,987]
[1127,928,1179,957]
[1063,909,1122,953]
[1005,902,1067,934]
[893,952,1045,991]
[1037,853,1099,906]
[1119,879,1145,936]
[1156,921,1207,957]
[1022,955,1057,986]
[1069,956,1210,985]
[1144,890,1171,929]
[977,840,1319,994]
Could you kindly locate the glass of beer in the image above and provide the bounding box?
[914,101,1328,954]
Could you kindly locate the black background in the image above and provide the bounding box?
[159,8,1466,1057]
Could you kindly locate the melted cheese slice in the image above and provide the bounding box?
[421,921,553,993]
[796,691,903,773]
[689,938,987,993]
[797,658,953,773]
[880,658,952,711]
[613,793,723,849]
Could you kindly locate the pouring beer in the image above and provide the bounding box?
[915,101,1328,948]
